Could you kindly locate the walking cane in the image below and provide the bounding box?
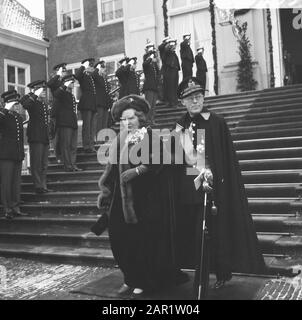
[197,191,208,300]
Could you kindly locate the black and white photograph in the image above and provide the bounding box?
[1,0,302,305]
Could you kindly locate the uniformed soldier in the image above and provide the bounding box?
[75,58,97,153]
[180,34,195,80]
[116,57,129,99]
[0,90,28,219]
[47,74,83,172]
[162,38,180,107]
[195,47,208,91]
[20,80,51,194]
[92,60,112,140]
[48,63,68,163]
[142,42,160,124]
[116,57,141,98]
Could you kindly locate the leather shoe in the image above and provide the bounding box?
[73,166,83,172]
[65,167,74,172]
[90,214,108,236]
[43,188,53,193]
[13,211,29,217]
[117,284,133,296]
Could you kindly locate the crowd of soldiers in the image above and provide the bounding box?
[0,33,208,219]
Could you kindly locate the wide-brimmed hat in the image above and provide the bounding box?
[111,95,150,122]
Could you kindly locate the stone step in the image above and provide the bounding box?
[47,162,101,172]
[0,243,114,267]
[232,128,302,141]
[2,202,101,215]
[234,136,302,151]
[253,215,302,235]
[21,191,99,203]
[237,114,302,128]
[48,153,99,165]
[239,158,302,171]
[22,180,99,192]
[248,198,298,215]
[242,170,302,184]
[22,170,103,183]
[237,147,302,161]
[0,232,301,266]
[245,184,301,198]
[233,120,302,134]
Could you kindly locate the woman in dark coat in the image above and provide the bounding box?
[93,95,182,297]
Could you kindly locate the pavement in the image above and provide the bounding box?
[0,256,302,300]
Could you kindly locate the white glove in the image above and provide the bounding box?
[64,80,73,88]
[128,59,134,66]
[34,88,44,97]
[5,101,17,111]
[57,67,63,77]
[82,61,90,69]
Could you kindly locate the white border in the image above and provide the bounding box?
[4,59,31,92]
[97,0,124,27]
[56,0,85,36]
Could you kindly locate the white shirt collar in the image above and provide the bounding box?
[201,112,211,121]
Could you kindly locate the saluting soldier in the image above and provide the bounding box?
[75,58,97,153]
[20,80,51,194]
[116,57,129,99]
[93,60,112,139]
[162,38,180,107]
[47,74,82,172]
[0,90,28,219]
[48,63,69,163]
[195,47,208,91]
[180,34,195,80]
[142,42,160,124]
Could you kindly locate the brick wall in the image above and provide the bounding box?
[44,0,125,70]
[0,43,47,93]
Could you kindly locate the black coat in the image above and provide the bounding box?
[47,75,63,119]
[116,65,128,99]
[75,66,97,112]
[163,48,180,71]
[180,41,194,65]
[20,94,49,145]
[142,55,160,93]
[173,112,266,275]
[93,70,112,109]
[0,109,25,161]
[116,65,140,98]
[52,85,78,130]
[195,54,208,87]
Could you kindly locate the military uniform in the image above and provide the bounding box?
[162,40,180,106]
[142,51,160,123]
[48,75,79,171]
[20,81,50,193]
[0,91,25,218]
[195,50,208,90]
[93,62,112,138]
[75,59,97,152]
[180,37,194,79]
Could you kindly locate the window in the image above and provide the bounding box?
[4,60,30,96]
[98,0,123,25]
[171,0,203,9]
[56,0,84,35]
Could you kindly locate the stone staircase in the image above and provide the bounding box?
[1,84,302,271]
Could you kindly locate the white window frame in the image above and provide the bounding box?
[56,0,85,36]
[4,59,31,94]
[97,0,124,27]
[169,0,208,17]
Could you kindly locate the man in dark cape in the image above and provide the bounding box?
[171,77,266,295]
